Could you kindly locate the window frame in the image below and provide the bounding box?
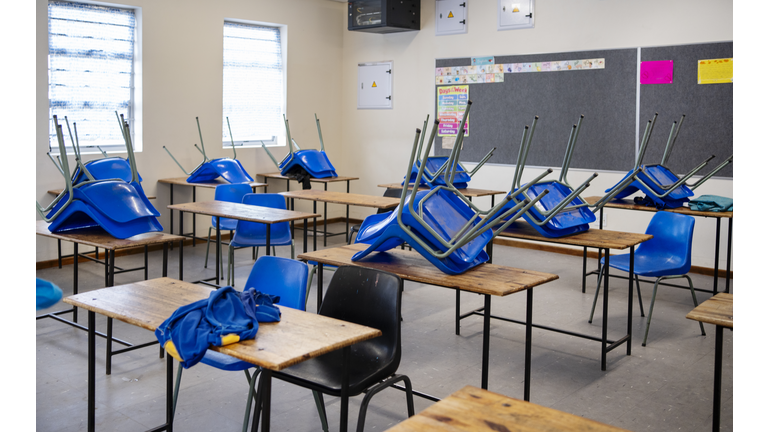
[222,19,288,149]
[47,0,142,156]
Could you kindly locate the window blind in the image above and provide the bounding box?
[223,22,285,146]
[48,1,135,152]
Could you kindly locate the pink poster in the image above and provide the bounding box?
[640,60,674,84]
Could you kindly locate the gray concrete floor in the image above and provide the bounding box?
[36,223,733,431]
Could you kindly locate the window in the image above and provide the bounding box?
[48,1,140,154]
[222,21,286,148]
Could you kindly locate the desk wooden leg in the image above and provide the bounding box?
[524,289,533,401]
[88,310,96,432]
[481,295,491,390]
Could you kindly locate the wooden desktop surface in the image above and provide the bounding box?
[584,196,733,219]
[258,172,359,183]
[63,277,382,371]
[36,220,184,250]
[378,183,506,198]
[686,293,733,328]
[167,200,320,224]
[386,385,628,432]
[298,243,558,297]
[498,221,652,250]
[280,189,400,210]
[48,189,157,200]
[157,176,267,189]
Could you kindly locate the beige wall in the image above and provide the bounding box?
[338,0,734,269]
[37,0,733,270]
[36,0,346,261]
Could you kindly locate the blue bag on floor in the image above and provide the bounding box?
[155,286,280,369]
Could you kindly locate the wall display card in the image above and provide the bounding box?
[435,58,605,85]
[471,56,495,66]
[640,60,674,84]
[437,85,470,137]
[698,58,733,84]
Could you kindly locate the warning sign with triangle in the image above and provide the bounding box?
[372,81,377,88]
[512,7,520,12]
[448,11,454,18]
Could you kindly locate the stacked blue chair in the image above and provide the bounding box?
[262,114,337,189]
[402,116,495,189]
[170,256,329,432]
[37,114,162,239]
[226,193,294,286]
[588,211,706,346]
[492,115,640,238]
[353,102,548,275]
[163,117,254,184]
[606,114,733,209]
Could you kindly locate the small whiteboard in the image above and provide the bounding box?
[358,61,393,109]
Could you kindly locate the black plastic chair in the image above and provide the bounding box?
[269,266,414,432]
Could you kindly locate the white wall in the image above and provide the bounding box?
[338,0,734,269]
[36,0,346,261]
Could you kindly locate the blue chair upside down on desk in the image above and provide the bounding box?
[588,211,706,346]
[204,183,254,270]
[170,256,329,432]
[227,193,294,287]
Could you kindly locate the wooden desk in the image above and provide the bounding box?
[496,221,652,371]
[157,177,268,246]
[299,243,558,401]
[167,201,320,286]
[280,189,401,248]
[378,183,506,206]
[386,385,627,432]
[687,293,733,432]
[36,220,185,375]
[64,277,381,432]
[585,196,733,294]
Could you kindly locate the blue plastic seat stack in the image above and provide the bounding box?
[262,114,337,188]
[606,114,733,209]
[353,102,548,275]
[402,116,495,190]
[493,115,641,238]
[163,116,255,184]
[37,114,162,239]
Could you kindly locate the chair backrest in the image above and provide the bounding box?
[641,211,695,272]
[319,266,403,376]
[243,256,308,310]
[212,183,253,226]
[234,193,291,237]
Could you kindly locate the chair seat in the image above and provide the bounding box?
[601,253,689,278]
[273,344,397,397]
[230,227,292,248]
[200,349,254,371]
[212,216,239,231]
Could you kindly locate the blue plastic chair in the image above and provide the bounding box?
[588,212,706,346]
[227,194,294,286]
[171,256,328,431]
[204,184,254,269]
[36,278,63,310]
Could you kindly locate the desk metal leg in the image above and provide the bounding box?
[324,183,328,247]
[340,346,351,432]
[582,247,588,293]
[166,355,174,432]
[216,217,221,284]
[74,243,79,323]
[455,289,461,335]
[317,263,324,312]
[88,310,95,432]
[261,369,272,432]
[145,245,149,280]
[266,225,271,256]
[345,180,350,244]
[179,239,184,281]
[481,295,491,390]
[192,187,197,247]
[58,239,62,268]
[170,184,174,239]
[303,218,308,254]
[713,325,724,432]
[627,247,634,356]
[313,202,318,252]
[524,289,533,401]
[725,219,732,294]
[601,251,610,371]
[713,219,721,295]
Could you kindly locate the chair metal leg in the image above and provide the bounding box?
[588,265,605,323]
[642,278,662,346]
[242,368,262,432]
[356,374,415,432]
[171,362,184,423]
[204,227,212,268]
[290,241,295,260]
[312,391,329,432]
[307,266,317,305]
[684,275,706,336]
[635,274,645,317]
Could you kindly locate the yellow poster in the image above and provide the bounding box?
[697,58,733,84]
